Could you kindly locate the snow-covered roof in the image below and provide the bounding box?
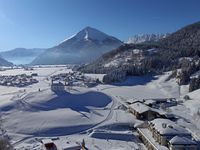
[150,119,190,136]
[41,139,54,144]
[169,136,197,145]
[59,143,81,150]
[144,98,168,103]
[151,108,166,115]
[129,101,167,115]
[144,99,156,105]
[126,98,141,104]
[129,102,151,113]
[52,82,65,86]
[51,139,82,150]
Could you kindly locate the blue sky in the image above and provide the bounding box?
[0,0,200,50]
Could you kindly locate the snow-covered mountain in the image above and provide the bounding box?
[31,27,123,65]
[0,48,45,65]
[127,33,169,44]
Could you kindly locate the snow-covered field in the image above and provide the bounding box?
[0,66,199,150]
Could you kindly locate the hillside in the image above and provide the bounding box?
[159,21,200,53]
[79,21,200,84]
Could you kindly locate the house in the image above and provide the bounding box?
[41,139,57,150]
[169,136,197,150]
[148,119,192,146]
[129,102,161,120]
[52,140,82,150]
[137,118,197,150]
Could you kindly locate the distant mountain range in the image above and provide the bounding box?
[127,33,169,44]
[1,21,200,68]
[31,27,123,65]
[0,48,45,65]
[0,28,170,66]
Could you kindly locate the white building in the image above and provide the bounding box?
[148,119,196,147]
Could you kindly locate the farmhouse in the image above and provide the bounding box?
[129,102,161,120]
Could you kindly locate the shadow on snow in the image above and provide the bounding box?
[111,74,157,86]
[35,91,112,113]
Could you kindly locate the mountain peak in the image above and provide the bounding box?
[77,26,110,41]
[61,27,120,44]
[83,26,95,31]
[32,27,122,65]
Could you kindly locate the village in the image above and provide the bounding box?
[50,71,99,92]
[0,74,38,87]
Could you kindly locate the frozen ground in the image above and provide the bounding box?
[0,66,199,150]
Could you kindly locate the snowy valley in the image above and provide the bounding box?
[0,65,199,150]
